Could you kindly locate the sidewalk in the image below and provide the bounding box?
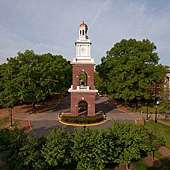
[117,105,133,114]
[158,147,170,161]
[158,119,170,126]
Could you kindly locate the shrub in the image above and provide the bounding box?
[61,113,104,124]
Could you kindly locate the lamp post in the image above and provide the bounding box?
[9,106,13,127]
[146,102,149,120]
[83,125,86,131]
[155,100,159,123]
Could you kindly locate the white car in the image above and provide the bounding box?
[98,93,103,97]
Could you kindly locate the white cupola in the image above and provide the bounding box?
[73,21,94,64]
[79,21,88,40]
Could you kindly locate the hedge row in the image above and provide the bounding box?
[61,113,104,124]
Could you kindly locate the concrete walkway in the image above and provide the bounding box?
[158,147,170,161]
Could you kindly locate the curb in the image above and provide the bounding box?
[19,120,32,133]
[58,119,107,127]
[26,120,32,133]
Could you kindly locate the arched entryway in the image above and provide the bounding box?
[78,100,88,116]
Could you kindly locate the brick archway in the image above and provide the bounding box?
[78,100,88,116]
[70,92,96,116]
[72,64,95,90]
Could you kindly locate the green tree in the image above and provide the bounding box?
[19,135,49,170]
[0,58,20,125]
[0,64,4,92]
[17,51,71,110]
[94,71,107,95]
[96,39,166,102]
[71,128,106,170]
[0,128,27,170]
[0,50,72,111]
[110,122,150,170]
[42,128,71,168]
[101,127,120,168]
[16,50,46,110]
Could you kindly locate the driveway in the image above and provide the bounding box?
[14,95,147,136]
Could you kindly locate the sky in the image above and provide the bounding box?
[0,0,170,66]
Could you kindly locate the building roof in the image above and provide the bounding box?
[79,21,88,28]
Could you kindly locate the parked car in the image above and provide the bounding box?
[98,93,103,97]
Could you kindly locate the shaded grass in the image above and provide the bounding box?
[132,151,170,170]
[0,117,9,129]
[128,102,166,115]
[0,117,21,129]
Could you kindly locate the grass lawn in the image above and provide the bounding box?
[0,117,10,129]
[132,151,170,170]
[0,117,20,129]
[128,101,166,115]
[145,120,170,152]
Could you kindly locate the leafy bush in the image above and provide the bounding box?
[61,113,104,124]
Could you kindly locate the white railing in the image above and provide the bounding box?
[69,85,90,91]
[77,85,90,90]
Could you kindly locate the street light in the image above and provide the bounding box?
[155,100,159,123]
[9,107,12,127]
[83,125,86,131]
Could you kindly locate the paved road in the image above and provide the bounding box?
[14,95,148,136]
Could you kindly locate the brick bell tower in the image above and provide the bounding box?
[68,21,98,116]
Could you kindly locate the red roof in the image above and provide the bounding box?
[79,21,87,28]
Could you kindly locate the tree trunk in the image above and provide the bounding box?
[136,98,138,110]
[126,163,130,170]
[152,150,155,161]
[56,93,59,100]
[32,102,36,112]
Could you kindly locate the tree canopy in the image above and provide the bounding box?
[0,128,27,170]
[42,128,71,167]
[96,39,166,101]
[71,128,106,170]
[0,50,72,109]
